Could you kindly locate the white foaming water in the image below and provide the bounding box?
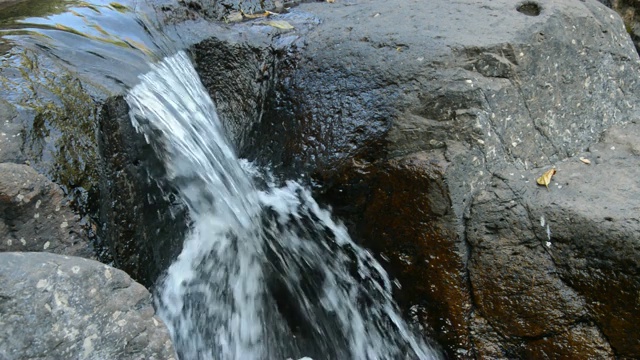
[126,51,441,360]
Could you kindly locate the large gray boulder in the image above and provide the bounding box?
[188,0,640,357]
[0,252,175,360]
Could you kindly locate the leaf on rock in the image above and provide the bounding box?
[262,20,294,30]
[536,168,556,190]
[579,157,591,165]
[242,11,269,19]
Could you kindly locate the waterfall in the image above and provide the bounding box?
[126,51,441,360]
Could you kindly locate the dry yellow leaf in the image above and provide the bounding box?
[262,20,294,30]
[579,157,591,165]
[536,168,556,190]
[327,0,335,3]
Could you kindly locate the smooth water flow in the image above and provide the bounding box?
[126,51,440,360]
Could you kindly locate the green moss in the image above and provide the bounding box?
[109,2,129,12]
[1,50,101,193]
[625,20,634,35]
[0,0,69,26]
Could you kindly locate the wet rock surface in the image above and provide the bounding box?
[467,122,640,358]
[97,96,188,287]
[0,252,175,360]
[190,0,640,357]
[0,162,93,257]
[0,99,24,164]
[0,0,638,357]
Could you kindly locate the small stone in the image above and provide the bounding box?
[274,0,284,12]
[579,157,591,164]
[226,11,242,22]
[36,279,48,289]
[43,241,50,250]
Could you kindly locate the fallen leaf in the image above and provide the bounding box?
[536,168,556,190]
[261,20,294,30]
[579,157,591,165]
[327,0,335,2]
[242,11,269,19]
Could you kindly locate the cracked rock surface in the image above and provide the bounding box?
[0,252,175,360]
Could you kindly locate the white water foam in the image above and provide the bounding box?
[126,51,441,360]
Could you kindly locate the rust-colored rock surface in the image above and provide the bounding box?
[189,0,640,357]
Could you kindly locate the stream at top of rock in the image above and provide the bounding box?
[1,0,442,359]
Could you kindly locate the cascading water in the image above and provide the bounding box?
[126,51,441,360]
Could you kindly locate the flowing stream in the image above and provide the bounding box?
[1,0,441,357]
[126,52,441,360]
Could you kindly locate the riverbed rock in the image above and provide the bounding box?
[0,162,93,257]
[0,252,175,360]
[190,0,640,357]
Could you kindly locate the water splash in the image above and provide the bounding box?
[126,51,441,360]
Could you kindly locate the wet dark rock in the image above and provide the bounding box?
[97,96,188,287]
[189,36,273,152]
[190,0,640,357]
[0,252,175,360]
[0,99,24,163]
[467,122,640,358]
[319,153,473,355]
[0,162,93,257]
